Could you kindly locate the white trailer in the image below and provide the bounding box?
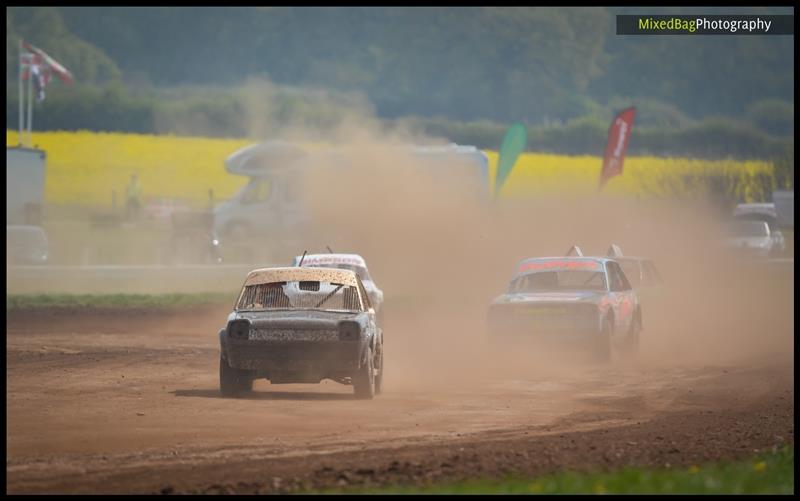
[6,146,46,225]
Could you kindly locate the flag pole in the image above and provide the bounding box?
[19,39,24,146]
[26,64,33,147]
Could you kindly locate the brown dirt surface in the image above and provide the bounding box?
[9,97,794,495]
[6,300,793,494]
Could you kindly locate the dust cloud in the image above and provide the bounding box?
[288,136,793,387]
[21,79,793,387]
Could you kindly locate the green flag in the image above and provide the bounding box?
[495,123,527,196]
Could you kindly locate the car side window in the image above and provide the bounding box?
[242,179,272,204]
[617,264,632,291]
[608,262,631,291]
[607,265,621,291]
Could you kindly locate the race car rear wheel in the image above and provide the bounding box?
[353,347,375,400]
[220,356,253,397]
[624,312,642,356]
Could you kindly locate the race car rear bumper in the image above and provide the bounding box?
[489,326,601,344]
[488,307,601,340]
[221,335,362,383]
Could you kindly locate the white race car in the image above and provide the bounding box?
[291,253,384,324]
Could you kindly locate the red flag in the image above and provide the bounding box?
[599,107,636,189]
[22,41,73,84]
[21,51,53,102]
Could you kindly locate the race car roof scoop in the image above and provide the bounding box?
[566,245,583,257]
[607,244,624,257]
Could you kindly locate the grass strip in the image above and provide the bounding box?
[6,292,235,310]
[320,446,793,494]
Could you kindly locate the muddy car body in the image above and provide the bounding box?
[487,248,641,361]
[218,267,383,398]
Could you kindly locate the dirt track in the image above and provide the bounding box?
[6,302,793,494]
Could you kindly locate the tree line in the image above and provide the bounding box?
[5,6,794,170]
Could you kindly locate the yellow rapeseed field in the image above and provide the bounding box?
[7,130,252,208]
[7,130,775,207]
[485,151,775,202]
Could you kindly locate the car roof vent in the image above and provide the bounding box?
[566,245,583,257]
[607,244,624,257]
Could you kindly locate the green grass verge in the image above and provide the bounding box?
[321,446,793,494]
[6,292,235,310]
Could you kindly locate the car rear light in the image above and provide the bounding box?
[228,320,250,340]
[338,321,360,341]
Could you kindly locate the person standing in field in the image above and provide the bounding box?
[126,173,142,221]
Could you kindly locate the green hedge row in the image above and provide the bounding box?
[6,84,794,163]
[405,116,794,161]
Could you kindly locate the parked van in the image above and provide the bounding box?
[213,141,489,241]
